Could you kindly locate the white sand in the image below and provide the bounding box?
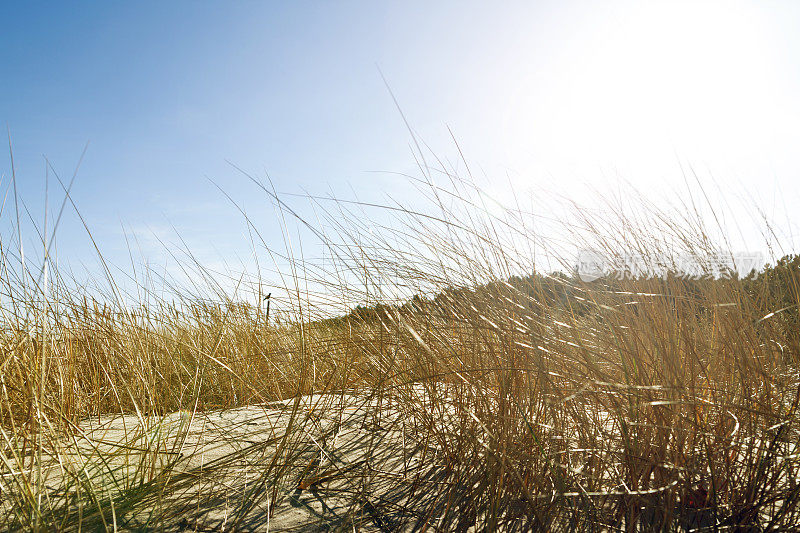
[61,391,438,531]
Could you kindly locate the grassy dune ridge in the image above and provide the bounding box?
[1,173,799,530]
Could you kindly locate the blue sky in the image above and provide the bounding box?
[2,1,799,299]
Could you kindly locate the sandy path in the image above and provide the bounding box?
[56,391,437,531]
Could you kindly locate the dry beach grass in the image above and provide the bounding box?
[1,162,799,531]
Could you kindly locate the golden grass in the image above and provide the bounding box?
[0,165,798,531]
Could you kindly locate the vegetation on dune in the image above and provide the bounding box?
[0,163,799,531]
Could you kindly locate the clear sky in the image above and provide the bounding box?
[2,1,799,298]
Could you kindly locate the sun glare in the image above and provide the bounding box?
[498,2,787,191]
